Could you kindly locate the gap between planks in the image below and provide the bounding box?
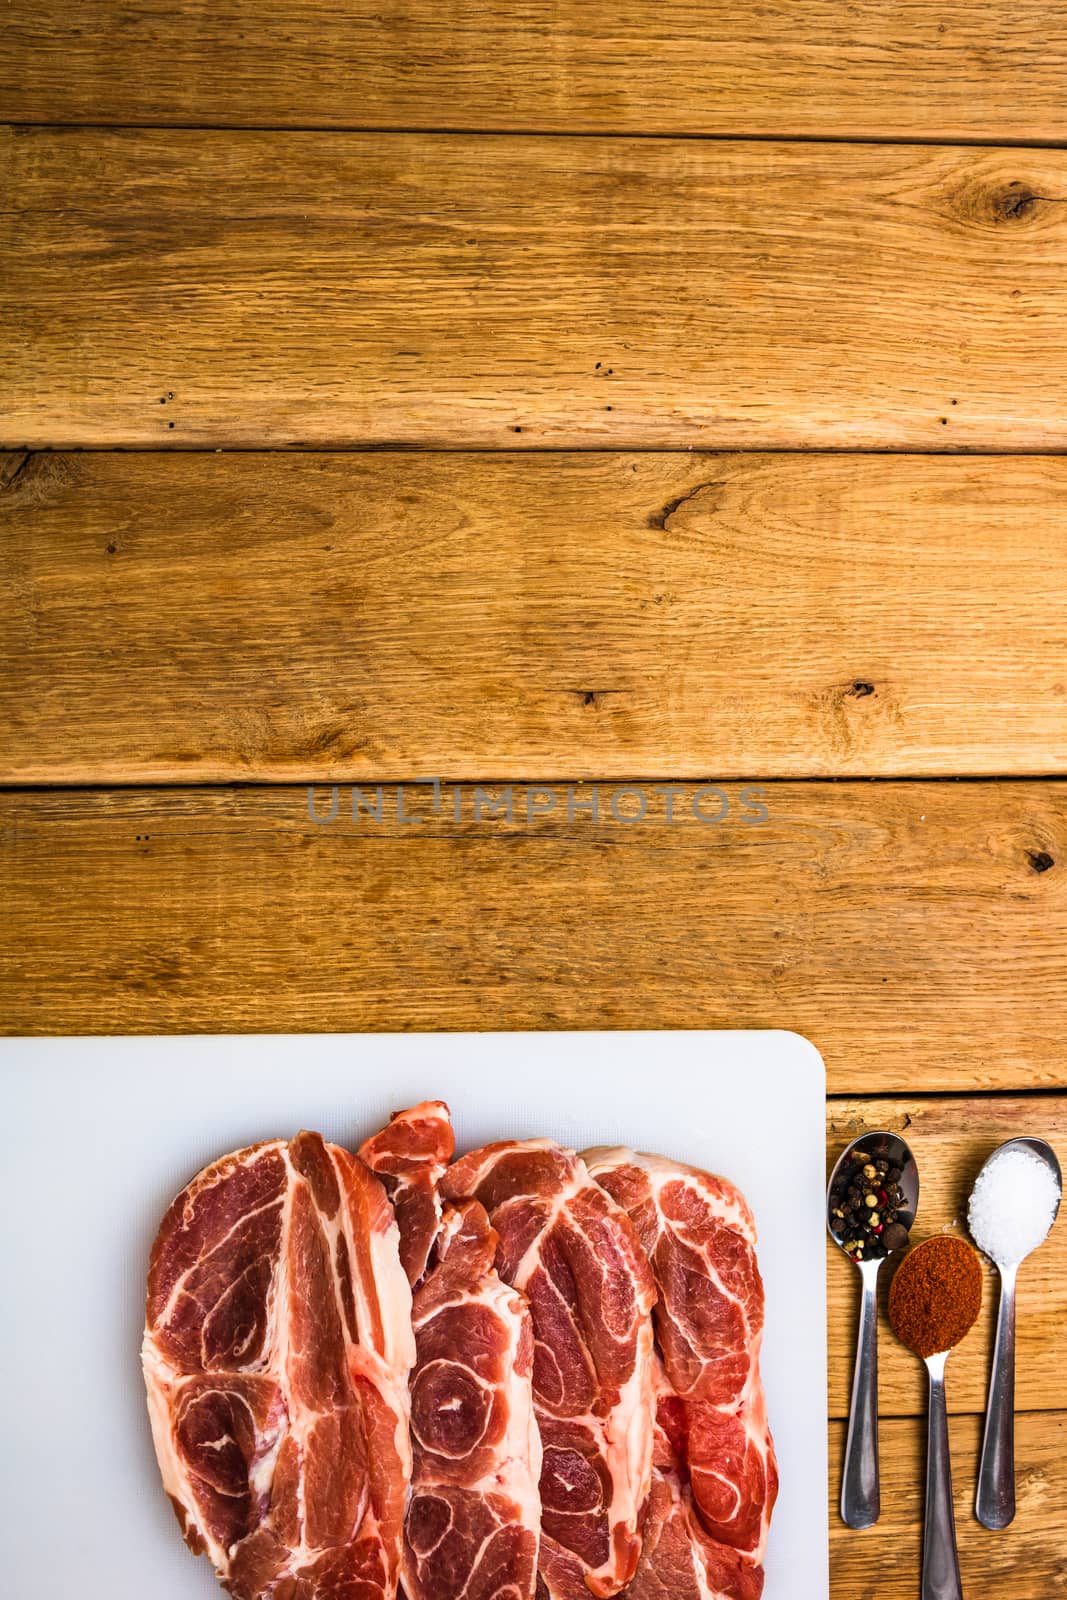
[3,121,1067,151]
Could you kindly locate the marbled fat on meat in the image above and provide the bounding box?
[142,1133,414,1599]
[585,1151,777,1595]
[441,1140,656,1600]
[404,1200,541,1600]
[359,1102,456,1289]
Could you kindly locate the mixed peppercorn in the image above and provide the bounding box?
[829,1145,911,1260]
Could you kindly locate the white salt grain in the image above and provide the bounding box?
[968,1144,1060,1264]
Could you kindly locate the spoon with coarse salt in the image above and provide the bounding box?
[968,1137,1062,1530]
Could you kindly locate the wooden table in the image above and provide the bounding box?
[2,5,1065,1592]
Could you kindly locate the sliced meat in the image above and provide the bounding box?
[627,1459,767,1593]
[441,1140,656,1600]
[359,1101,456,1287]
[405,1200,541,1600]
[622,1366,764,1600]
[143,1133,414,1600]
[585,1150,777,1576]
[624,1460,764,1600]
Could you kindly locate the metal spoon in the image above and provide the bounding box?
[921,1342,965,1600]
[827,1130,919,1529]
[971,1137,1062,1530]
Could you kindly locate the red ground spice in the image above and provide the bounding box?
[888,1235,983,1358]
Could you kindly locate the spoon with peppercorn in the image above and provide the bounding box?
[827,1131,919,1528]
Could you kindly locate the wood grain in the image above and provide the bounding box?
[829,1412,1067,1597]
[827,1098,1067,1420]
[2,3,1066,146]
[4,450,1066,783]
[4,129,1067,450]
[1,784,1063,1093]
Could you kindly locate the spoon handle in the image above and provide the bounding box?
[922,1354,963,1600]
[976,1261,1018,1530]
[841,1257,881,1528]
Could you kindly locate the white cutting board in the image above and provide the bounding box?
[0,1030,827,1599]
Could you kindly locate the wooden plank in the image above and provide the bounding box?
[1,784,1064,1093]
[2,2,1066,145]
[4,450,1067,783]
[827,1098,1067,1420]
[4,129,1067,451]
[829,1412,1067,1597]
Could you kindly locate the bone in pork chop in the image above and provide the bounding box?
[359,1101,455,1288]
[142,1133,414,1600]
[405,1199,542,1600]
[585,1151,777,1590]
[441,1140,656,1600]
[621,1362,764,1600]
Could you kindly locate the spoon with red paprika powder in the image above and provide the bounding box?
[889,1236,983,1600]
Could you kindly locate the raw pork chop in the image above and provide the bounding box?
[143,1132,414,1600]
[441,1140,656,1600]
[621,1365,763,1600]
[585,1151,776,1584]
[359,1102,455,1288]
[405,1200,542,1600]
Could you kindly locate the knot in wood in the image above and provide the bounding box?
[994,183,1038,222]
